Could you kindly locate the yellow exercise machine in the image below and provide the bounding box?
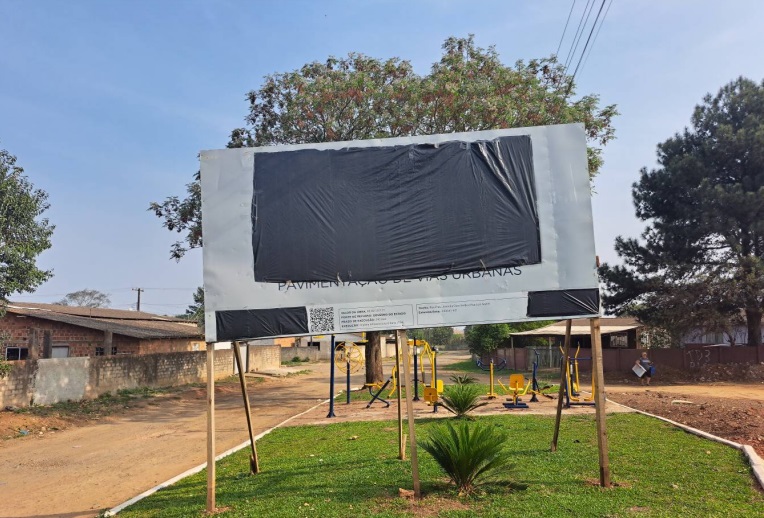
[502,374,531,409]
[389,339,442,403]
[560,345,595,407]
[335,342,365,374]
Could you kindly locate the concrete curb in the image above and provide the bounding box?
[608,399,764,490]
[105,398,331,516]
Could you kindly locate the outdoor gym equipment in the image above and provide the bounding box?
[528,349,554,402]
[560,346,595,408]
[335,341,365,405]
[486,359,500,399]
[389,339,442,401]
[365,378,391,408]
[502,374,530,409]
[476,357,507,371]
[335,342,364,374]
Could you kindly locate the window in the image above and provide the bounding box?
[95,347,104,356]
[610,334,628,348]
[5,347,29,360]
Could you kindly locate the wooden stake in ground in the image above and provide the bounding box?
[232,341,260,474]
[395,332,404,460]
[551,320,572,452]
[206,342,216,512]
[398,330,421,498]
[590,317,611,487]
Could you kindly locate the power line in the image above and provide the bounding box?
[142,287,199,291]
[578,0,613,76]
[563,0,594,71]
[567,0,608,95]
[556,0,577,57]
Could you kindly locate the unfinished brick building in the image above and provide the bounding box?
[1,303,204,360]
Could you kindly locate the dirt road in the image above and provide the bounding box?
[0,362,361,518]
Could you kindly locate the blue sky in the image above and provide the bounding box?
[2,0,763,314]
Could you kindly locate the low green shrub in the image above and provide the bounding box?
[420,420,511,495]
[439,383,488,418]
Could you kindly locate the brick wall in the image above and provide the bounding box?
[0,345,281,408]
[0,313,203,359]
[138,338,204,355]
[0,313,133,358]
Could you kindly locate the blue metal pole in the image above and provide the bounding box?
[327,335,336,418]
[346,357,351,405]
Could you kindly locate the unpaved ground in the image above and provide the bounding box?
[0,352,762,518]
[0,363,363,518]
[607,383,764,458]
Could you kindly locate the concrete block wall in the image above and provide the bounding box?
[247,345,280,371]
[280,339,397,363]
[0,345,281,408]
[0,360,38,407]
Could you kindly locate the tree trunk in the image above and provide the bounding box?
[365,331,384,385]
[745,308,762,347]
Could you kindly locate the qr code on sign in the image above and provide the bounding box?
[309,307,335,333]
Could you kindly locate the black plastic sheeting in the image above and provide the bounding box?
[526,289,600,318]
[252,136,540,283]
[215,307,308,341]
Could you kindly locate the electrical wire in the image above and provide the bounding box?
[564,0,594,71]
[578,0,613,75]
[556,0,577,57]
[567,0,608,95]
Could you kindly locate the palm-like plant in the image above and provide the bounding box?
[449,373,477,385]
[420,421,510,495]
[438,384,488,418]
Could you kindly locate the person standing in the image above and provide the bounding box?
[635,352,653,386]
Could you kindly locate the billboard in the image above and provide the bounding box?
[201,123,599,342]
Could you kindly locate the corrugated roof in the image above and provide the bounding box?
[511,317,641,337]
[5,303,203,340]
[7,302,188,321]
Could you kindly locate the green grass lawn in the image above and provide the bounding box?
[440,358,508,374]
[118,413,763,517]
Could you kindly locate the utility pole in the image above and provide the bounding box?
[132,288,143,311]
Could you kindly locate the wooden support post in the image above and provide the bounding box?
[395,332,404,460]
[590,317,612,487]
[551,320,572,452]
[206,342,216,513]
[399,330,421,498]
[233,341,260,474]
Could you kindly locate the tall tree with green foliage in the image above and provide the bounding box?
[151,35,618,382]
[0,148,54,306]
[600,77,764,347]
[409,326,455,347]
[465,321,553,357]
[56,289,111,308]
[183,286,205,327]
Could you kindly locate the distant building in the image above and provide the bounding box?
[1,303,204,360]
[510,317,643,348]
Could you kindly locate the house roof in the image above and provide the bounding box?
[5,302,203,340]
[511,317,641,337]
